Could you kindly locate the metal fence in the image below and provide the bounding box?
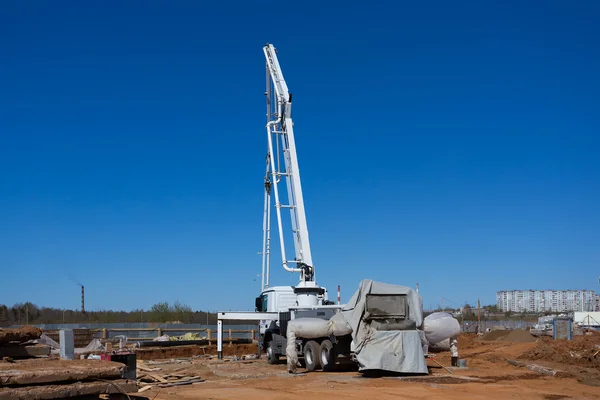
[461,320,536,333]
[11,323,259,342]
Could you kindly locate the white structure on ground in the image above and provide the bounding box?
[496,290,597,313]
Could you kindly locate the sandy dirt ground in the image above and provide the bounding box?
[133,333,600,400]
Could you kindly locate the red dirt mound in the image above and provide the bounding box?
[504,329,537,342]
[457,333,483,350]
[481,329,536,343]
[519,334,600,368]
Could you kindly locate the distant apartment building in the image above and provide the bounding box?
[496,290,597,313]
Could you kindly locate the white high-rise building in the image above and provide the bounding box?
[496,290,596,313]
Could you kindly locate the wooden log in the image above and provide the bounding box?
[0,379,138,400]
[0,360,124,386]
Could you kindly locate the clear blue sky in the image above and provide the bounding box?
[1,1,598,313]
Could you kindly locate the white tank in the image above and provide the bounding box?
[423,312,461,344]
[296,292,320,307]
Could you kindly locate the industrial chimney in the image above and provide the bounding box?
[81,285,85,314]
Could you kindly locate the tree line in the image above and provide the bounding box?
[0,301,218,326]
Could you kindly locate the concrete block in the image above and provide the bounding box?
[59,329,75,360]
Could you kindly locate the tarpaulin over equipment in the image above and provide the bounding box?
[335,279,427,374]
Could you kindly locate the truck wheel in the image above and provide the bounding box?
[319,339,336,371]
[267,341,279,365]
[303,340,321,372]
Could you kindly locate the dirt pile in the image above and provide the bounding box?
[480,330,508,341]
[519,335,600,368]
[457,333,480,349]
[481,329,536,343]
[0,326,43,344]
[504,329,537,342]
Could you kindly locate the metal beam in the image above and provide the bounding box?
[217,312,278,321]
[217,320,223,359]
[288,305,345,311]
[216,311,279,360]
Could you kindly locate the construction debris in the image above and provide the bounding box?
[0,327,47,361]
[136,360,204,391]
[507,359,562,376]
[0,359,123,386]
[0,359,137,399]
[153,332,208,342]
[0,326,43,345]
[0,379,137,400]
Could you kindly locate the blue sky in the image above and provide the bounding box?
[1,1,598,312]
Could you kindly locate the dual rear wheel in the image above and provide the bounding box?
[266,341,280,365]
[303,339,336,372]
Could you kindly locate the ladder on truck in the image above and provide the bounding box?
[217,43,326,359]
[260,43,315,290]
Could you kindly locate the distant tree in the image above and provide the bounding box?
[0,300,208,325]
[150,302,171,314]
[485,304,499,313]
[172,301,193,324]
[0,305,9,326]
[462,304,472,315]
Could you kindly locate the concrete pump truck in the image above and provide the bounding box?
[217,44,454,375]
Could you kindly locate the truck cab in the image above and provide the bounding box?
[255,285,333,363]
[255,286,298,335]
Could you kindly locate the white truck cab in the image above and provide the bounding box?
[255,286,330,335]
[255,286,328,335]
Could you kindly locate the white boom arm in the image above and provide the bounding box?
[261,43,315,288]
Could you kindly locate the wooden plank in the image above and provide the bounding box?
[429,358,453,374]
[0,379,138,400]
[137,366,161,372]
[158,378,205,388]
[145,373,168,383]
[140,375,203,387]
[0,360,123,386]
[135,361,161,372]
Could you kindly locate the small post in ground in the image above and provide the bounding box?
[217,320,223,359]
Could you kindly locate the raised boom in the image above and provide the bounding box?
[261,43,317,292]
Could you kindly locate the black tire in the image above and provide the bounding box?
[303,340,321,372]
[319,339,336,372]
[267,340,279,365]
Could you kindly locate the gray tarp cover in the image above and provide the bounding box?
[287,279,428,374]
[335,279,427,373]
